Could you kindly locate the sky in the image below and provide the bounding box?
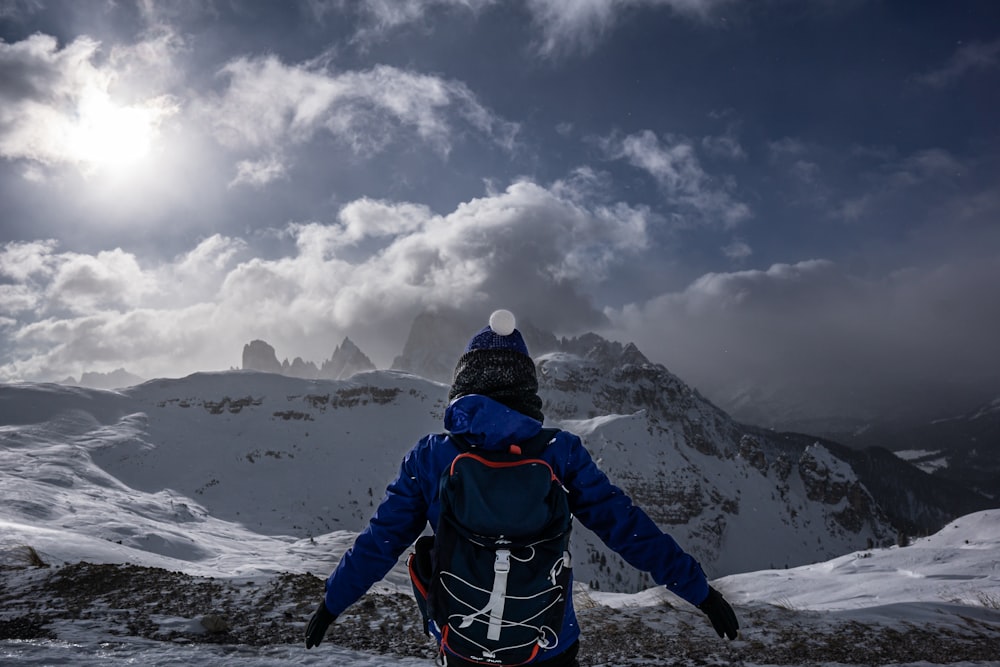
[0,0,998,424]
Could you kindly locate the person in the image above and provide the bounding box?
[305,310,739,665]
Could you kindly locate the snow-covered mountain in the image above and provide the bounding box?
[14,309,984,591]
[828,396,1000,504]
[3,364,889,594]
[532,341,894,589]
[3,356,999,666]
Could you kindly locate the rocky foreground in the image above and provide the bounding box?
[2,559,999,666]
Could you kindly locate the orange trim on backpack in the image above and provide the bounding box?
[449,452,560,483]
[407,553,428,599]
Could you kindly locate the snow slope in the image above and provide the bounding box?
[3,367,894,589]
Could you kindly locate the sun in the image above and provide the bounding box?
[67,89,173,174]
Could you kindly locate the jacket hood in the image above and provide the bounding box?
[443,394,542,450]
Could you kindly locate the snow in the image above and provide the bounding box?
[2,374,999,666]
[893,449,950,473]
[970,396,1000,420]
[0,640,432,666]
[894,449,941,461]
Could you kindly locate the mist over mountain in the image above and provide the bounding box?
[390,308,560,383]
[60,368,147,390]
[820,397,1000,505]
[242,337,375,381]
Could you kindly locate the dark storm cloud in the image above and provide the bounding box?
[608,252,1000,421]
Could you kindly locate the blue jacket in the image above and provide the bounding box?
[323,394,710,661]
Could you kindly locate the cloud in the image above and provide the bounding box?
[0,33,181,173]
[0,239,59,281]
[767,137,807,160]
[348,0,498,41]
[0,32,178,182]
[0,0,43,21]
[47,249,158,314]
[835,148,965,222]
[603,129,751,227]
[0,177,650,382]
[702,128,746,161]
[342,0,733,56]
[333,198,433,243]
[721,239,752,261]
[229,155,290,188]
[203,55,518,160]
[524,0,732,56]
[606,256,1000,421]
[915,39,1000,88]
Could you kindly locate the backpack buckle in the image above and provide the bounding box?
[494,548,511,574]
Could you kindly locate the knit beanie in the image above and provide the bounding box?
[448,310,544,422]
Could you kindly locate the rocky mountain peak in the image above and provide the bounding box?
[242,337,375,381]
[242,340,282,374]
[321,337,376,380]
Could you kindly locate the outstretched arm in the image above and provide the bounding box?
[562,435,708,604]
[324,449,429,616]
[306,446,429,648]
[561,435,738,638]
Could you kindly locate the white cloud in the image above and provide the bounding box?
[204,56,518,159]
[334,198,434,244]
[0,283,40,316]
[344,0,731,56]
[0,177,649,382]
[604,129,751,227]
[229,155,290,188]
[47,249,157,314]
[524,0,732,56]
[175,235,247,277]
[915,39,1000,88]
[351,0,498,38]
[0,239,59,281]
[0,33,180,173]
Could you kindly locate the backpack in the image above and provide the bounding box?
[409,428,572,666]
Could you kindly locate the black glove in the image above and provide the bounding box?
[305,600,336,649]
[697,586,739,640]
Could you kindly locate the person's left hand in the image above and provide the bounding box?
[697,586,739,640]
[305,600,336,649]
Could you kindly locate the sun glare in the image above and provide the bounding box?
[67,90,169,174]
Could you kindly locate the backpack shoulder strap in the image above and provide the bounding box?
[516,427,560,458]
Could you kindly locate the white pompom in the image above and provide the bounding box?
[489,309,516,336]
